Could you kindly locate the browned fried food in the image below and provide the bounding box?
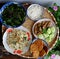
[30,43,38,53]
[30,39,44,58]
[39,49,46,57]
[33,51,39,58]
[42,21,51,29]
[34,23,42,35]
[47,21,51,27]
[34,39,43,51]
[43,42,48,53]
[30,39,48,58]
[42,21,48,29]
[43,45,48,53]
[41,21,46,26]
[34,21,51,36]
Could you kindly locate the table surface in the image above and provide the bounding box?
[0,44,32,59]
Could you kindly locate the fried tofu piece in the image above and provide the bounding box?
[33,51,39,58]
[30,39,43,53]
[30,39,47,58]
[30,43,38,53]
[34,39,43,51]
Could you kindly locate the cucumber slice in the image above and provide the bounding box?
[43,33,49,38]
[38,34,44,39]
[46,33,54,42]
[47,28,51,34]
[49,33,54,39]
[51,27,56,33]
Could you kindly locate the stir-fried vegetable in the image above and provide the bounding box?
[2,4,26,27]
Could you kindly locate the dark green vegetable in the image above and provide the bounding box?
[42,28,48,33]
[2,4,26,27]
[23,37,27,40]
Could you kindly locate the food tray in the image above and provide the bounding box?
[2,2,59,59]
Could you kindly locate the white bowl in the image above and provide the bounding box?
[32,18,57,40]
[3,26,32,55]
[31,38,49,58]
[27,4,44,21]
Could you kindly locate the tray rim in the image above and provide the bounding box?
[1,2,59,59]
